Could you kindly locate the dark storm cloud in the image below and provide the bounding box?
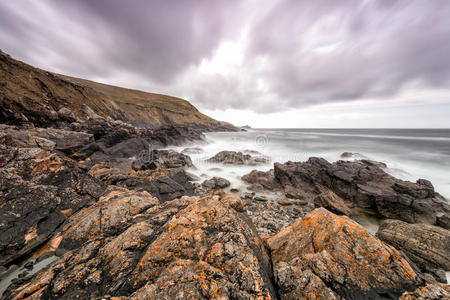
[1,0,449,113]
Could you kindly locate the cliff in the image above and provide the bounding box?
[0,50,234,130]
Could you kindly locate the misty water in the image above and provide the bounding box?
[173,128,450,200]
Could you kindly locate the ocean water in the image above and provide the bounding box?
[172,128,450,200]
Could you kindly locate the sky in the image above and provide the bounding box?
[1,0,449,128]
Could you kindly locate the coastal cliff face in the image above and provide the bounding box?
[0,50,234,130]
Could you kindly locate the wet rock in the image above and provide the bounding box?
[131,149,193,170]
[399,284,450,299]
[274,158,450,228]
[201,176,230,189]
[241,169,281,191]
[267,208,421,299]
[4,194,276,299]
[0,146,105,266]
[207,150,269,165]
[314,190,351,215]
[377,219,450,283]
[23,261,34,270]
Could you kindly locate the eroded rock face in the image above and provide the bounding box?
[207,150,269,166]
[131,149,193,171]
[4,193,277,299]
[0,145,104,266]
[377,219,450,283]
[399,284,450,299]
[267,208,421,299]
[274,158,450,228]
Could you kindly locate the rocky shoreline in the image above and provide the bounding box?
[1,110,449,299]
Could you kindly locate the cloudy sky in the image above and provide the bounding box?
[1,0,449,127]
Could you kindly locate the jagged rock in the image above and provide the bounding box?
[377,219,450,283]
[207,150,269,165]
[274,158,450,228]
[132,149,193,170]
[0,145,104,266]
[201,176,231,189]
[267,208,421,299]
[57,107,78,123]
[399,284,450,299]
[3,193,276,299]
[314,190,350,215]
[98,167,195,202]
[241,169,281,191]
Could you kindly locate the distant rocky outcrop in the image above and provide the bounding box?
[207,150,270,166]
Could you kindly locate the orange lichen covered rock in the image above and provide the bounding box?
[267,208,421,299]
[399,284,450,299]
[4,193,276,299]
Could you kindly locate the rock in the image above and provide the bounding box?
[100,167,195,203]
[185,171,200,181]
[340,152,367,159]
[314,190,351,215]
[241,169,281,191]
[201,176,230,189]
[0,146,105,266]
[4,194,276,299]
[24,261,34,270]
[57,107,78,123]
[132,149,193,170]
[399,284,450,299]
[273,158,450,229]
[254,195,268,202]
[376,219,450,283]
[207,150,269,165]
[277,199,293,206]
[267,208,420,299]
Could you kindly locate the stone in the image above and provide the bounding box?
[377,219,450,282]
[201,176,230,189]
[313,190,350,215]
[132,149,193,170]
[207,150,269,166]
[267,208,421,299]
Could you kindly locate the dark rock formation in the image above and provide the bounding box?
[241,169,281,191]
[3,192,276,299]
[0,145,104,266]
[273,158,450,228]
[201,176,231,190]
[207,150,269,166]
[399,284,450,299]
[377,219,450,283]
[267,208,421,299]
[313,190,350,215]
[131,149,193,171]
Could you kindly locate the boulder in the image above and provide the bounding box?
[132,149,193,170]
[207,150,269,165]
[377,219,450,282]
[267,208,421,299]
[314,190,350,215]
[201,176,231,189]
[273,158,450,229]
[241,169,281,191]
[3,193,277,299]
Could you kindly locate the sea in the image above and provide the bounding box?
[173,128,450,200]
